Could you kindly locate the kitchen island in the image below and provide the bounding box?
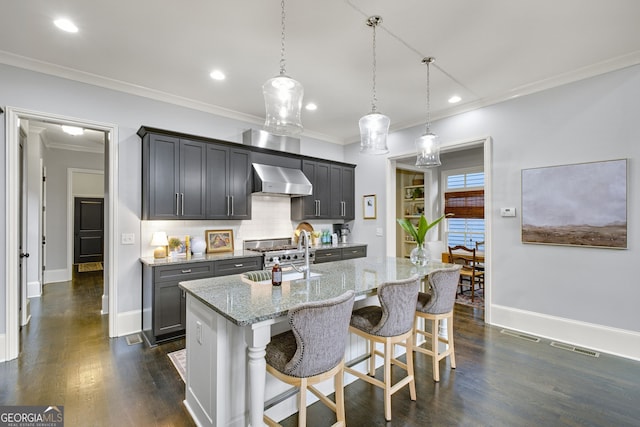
[178,256,449,427]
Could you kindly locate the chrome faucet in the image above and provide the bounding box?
[292,230,311,279]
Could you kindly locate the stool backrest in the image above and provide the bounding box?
[285,290,355,378]
[421,265,462,314]
[373,276,420,337]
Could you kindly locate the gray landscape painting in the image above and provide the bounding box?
[521,159,627,248]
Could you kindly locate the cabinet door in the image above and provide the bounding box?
[228,148,252,219]
[330,165,343,218]
[206,144,230,219]
[180,139,207,219]
[341,166,355,220]
[315,162,331,218]
[146,134,180,219]
[329,165,355,219]
[154,281,186,336]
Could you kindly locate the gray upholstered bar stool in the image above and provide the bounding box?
[264,290,355,427]
[414,265,461,382]
[344,276,420,421]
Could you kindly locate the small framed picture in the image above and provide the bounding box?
[205,229,234,253]
[363,194,377,219]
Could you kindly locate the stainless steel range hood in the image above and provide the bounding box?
[252,163,312,197]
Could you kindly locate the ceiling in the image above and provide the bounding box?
[2,0,640,145]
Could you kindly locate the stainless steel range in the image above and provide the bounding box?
[244,238,314,269]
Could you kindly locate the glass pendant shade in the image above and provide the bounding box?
[359,112,390,154]
[263,74,304,136]
[415,131,441,167]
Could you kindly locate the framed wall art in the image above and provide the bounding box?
[521,159,627,248]
[205,229,234,253]
[363,194,377,219]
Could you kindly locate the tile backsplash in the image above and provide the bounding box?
[140,194,339,257]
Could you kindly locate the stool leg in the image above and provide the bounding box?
[383,339,392,421]
[335,368,346,425]
[368,339,376,376]
[448,315,456,370]
[406,333,416,401]
[432,318,440,382]
[298,378,307,427]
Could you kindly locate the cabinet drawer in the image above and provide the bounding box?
[153,262,215,283]
[313,249,342,264]
[342,246,367,260]
[215,256,262,276]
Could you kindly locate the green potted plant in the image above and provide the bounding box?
[397,213,451,266]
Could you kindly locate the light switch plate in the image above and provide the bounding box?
[121,233,135,245]
[376,227,383,236]
[500,207,516,217]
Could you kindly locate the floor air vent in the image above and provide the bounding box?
[500,329,540,342]
[126,333,143,346]
[550,341,599,358]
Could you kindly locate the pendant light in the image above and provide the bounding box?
[359,16,390,155]
[263,0,304,136]
[415,57,441,167]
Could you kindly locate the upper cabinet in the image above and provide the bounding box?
[206,144,251,220]
[142,134,207,220]
[292,160,331,219]
[141,129,251,220]
[292,161,355,221]
[330,164,355,220]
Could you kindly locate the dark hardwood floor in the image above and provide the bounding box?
[1,270,639,426]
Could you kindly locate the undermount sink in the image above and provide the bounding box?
[243,270,321,285]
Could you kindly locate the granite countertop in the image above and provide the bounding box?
[139,250,262,266]
[312,242,367,250]
[179,256,450,326]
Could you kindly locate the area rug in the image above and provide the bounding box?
[455,288,484,309]
[77,262,103,272]
[168,349,186,383]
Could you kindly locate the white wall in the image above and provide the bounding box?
[347,64,640,359]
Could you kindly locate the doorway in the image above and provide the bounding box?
[4,107,119,362]
[74,197,105,266]
[385,136,493,322]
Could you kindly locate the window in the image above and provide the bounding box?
[443,169,484,248]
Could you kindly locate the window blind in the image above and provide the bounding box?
[444,190,484,219]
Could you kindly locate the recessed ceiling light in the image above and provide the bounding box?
[54,18,78,33]
[448,95,461,104]
[61,125,84,136]
[305,103,318,111]
[209,70,226,81]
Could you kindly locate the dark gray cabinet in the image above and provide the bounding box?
[206,144,252,219]
[142,134,206,220]
[292,160,331,219]
[313,245,367,264]
[142,261,215,345]
[330,164,355,220]
[141,255,263,346]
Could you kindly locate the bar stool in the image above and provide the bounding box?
[264,290,355,427]
[414,265,461,382]
[344,276,420,421]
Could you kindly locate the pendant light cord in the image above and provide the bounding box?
[426,59,431,133]
[370,18,379,113]
[279,0,287,75]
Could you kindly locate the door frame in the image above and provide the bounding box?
[4,107,119,361]
[385,135,493,322]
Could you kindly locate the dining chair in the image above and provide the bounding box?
[414,265,461,381]
[264,290,355,427]
[344,276,420,421]
[447,245,484,302]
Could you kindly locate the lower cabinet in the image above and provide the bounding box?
[142,256,262,346]
[313,245,367,264]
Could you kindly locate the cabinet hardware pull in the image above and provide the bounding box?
[230,195,234,216]
[325,253,333,256]
[234,264,243,267]
[175,193,179,216]
[226,196,230,216]
[181,269,192,273]
[181,193,185,215]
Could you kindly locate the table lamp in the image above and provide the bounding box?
[150,231,169,258]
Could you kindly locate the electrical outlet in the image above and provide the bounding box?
[121,233,135,245]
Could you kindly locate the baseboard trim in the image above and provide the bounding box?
[27,280,42,298]
[43,268,70,284]
[116,309,141,337]
[490,304,640,361]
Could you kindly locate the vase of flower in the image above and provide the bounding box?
[410,242,429,266]
[397,213,452,266]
